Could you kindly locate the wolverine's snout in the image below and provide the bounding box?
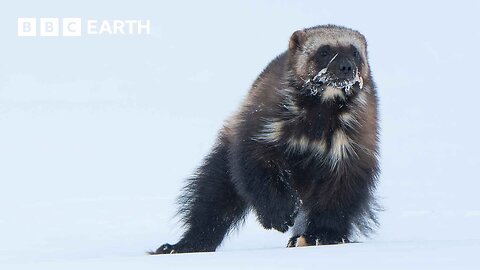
[328,55,357,81]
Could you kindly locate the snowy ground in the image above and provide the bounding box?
[1,0,480,269]
[3,241,480,270]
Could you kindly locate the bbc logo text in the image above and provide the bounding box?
[17,18,151,37]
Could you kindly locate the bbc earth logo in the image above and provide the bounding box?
[17,18,151,37]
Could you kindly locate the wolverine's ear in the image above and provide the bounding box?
[289,30,307,51]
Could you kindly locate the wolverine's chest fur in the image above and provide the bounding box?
[272,89,376,199]
[284,106,358,167]
[255,88,372,169]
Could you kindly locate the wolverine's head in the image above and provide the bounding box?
[287,25,370,100]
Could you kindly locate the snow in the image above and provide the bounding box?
[3,241,480,270]
[1,0,480,269]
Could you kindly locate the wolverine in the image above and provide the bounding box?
[151,25,379,254]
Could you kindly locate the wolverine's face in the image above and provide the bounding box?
[310,44,363,93]
[288,26,370,99]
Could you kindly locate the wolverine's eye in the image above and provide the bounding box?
[318,45,331,58]
[352,46,360,58]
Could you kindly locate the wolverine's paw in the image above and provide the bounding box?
[287,235,308,247]
[318,236,350,245]
[287,235,350,247]
[259,215,294,233]
[256,197,300,233]
[257,207,297,233]
[148,243,177,255]
[311,232,351,245]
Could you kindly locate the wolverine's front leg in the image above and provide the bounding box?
[298,209,352,246]
[249,166,300,232]
[230,141,300,233]
[287,209,352,248]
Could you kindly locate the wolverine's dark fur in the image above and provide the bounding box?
[151,25,380,254]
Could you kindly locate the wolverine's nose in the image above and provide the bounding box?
[338,58,354,76]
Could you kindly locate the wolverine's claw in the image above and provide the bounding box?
[149,243,176,255]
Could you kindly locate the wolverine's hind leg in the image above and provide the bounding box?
[151,135,247,254]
